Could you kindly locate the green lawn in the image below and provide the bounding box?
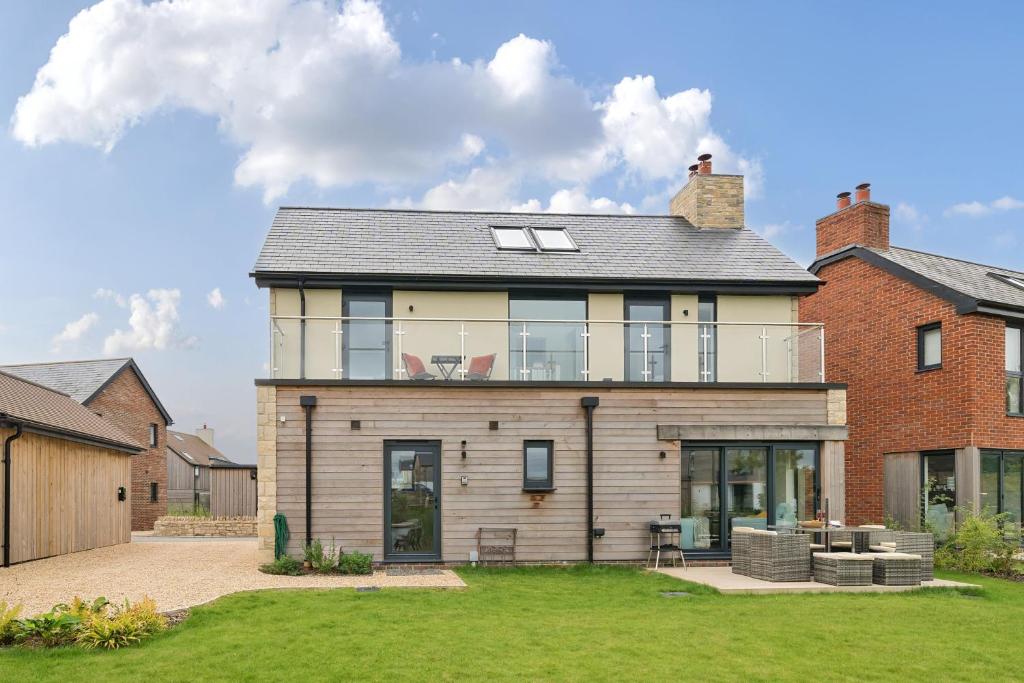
[2,566,1022,681]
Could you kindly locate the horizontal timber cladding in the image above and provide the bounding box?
[0,428,132,564]
[273,385,836,562]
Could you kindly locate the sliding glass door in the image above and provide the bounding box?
[981,450,1023,539]
[681,444,818,553]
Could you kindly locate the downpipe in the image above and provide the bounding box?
[2,420,24,568]
[581,397,599,563]
[300,395,317,549]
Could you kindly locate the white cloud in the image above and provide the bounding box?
[542,188,635,215]
[893,202,928,231]
[94,287,127,307]
[13,0,758,211]
[52,312,99,352]
[755,223,788,239]
[946,196,1024,218]
[206,287,226,310]
[103,289,196,354]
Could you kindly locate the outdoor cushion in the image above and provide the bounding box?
[869,545,896,553]
[872,552,920,560]
[814,552,874,560]
[401,353,436,380]
[467,353,496,380]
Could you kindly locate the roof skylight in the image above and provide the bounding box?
[531,228,578,251]
[491,227,535,251]
[990,272,1024,291]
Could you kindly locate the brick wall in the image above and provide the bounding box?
[816,202,890,256]
[87,367,168,531]
[801,256,1024,523]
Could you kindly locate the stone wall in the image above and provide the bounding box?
[668,174,744,228]
[153,516,257,537]
[256,385,278,563]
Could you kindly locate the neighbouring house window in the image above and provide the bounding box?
[981,450,1023,538]
[509,296,587,381]
[148,423,158,447]
[343,293,392,380]
[698,294,717,382]
[922,451,956,540]
[1007,326,1023,415]
[150,482,159,502]
[523,440,554,490]
[917,322,942,371]
[625,297,670,382]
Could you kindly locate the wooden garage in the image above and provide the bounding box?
[0,370,142,565]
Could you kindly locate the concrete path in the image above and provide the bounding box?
[655,566,979,594]
[0,540,464,615]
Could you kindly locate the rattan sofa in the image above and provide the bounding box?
[747,530,812,582]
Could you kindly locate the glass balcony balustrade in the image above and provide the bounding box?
[268,316,826,384]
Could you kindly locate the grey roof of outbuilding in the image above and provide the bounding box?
[811,244,1024,315]
[0,358,173,424]
[0,370,142,451]
[251,207,819,285]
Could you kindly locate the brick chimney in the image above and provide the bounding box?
[196,424,214,447]
[816,182,890,257]
[669,153,744,228]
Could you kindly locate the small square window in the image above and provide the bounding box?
[149,482,159,502]
[531,228,578,251]
[917,323,942,371]
[492,227,535,250]
[523,440,554,491]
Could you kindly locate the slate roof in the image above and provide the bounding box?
[167,430,223,467]
[0,358,173,425]
[811,244,1024,315]
[0,370,142,451]
[251,207,819,285]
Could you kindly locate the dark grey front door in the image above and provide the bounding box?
[384,441,441,561]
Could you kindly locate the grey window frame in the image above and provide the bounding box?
[529,228,579,252]
[917,322,942,372]
[1007,324,1023,416]
[149,482,159,502]
[523,439,555,491]
[342,291,393,380]
[698,293,717,382]
[148,423,157,448]
[624,295,671,382]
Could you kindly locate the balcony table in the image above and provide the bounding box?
[431,355,462,380]
[766,525,876,554]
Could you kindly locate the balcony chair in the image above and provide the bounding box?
[467,353,497,380]
[401,353,436,380]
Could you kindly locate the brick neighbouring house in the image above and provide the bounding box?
[801,184,1024,533]
[0,358,173,531]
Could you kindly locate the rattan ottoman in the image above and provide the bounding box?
[731,527,755,576]
[871,553,922,586]
[813,552,875,586]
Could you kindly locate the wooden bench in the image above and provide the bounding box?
[477,527,517,566]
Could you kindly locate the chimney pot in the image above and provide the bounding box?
[697,153,712,175]
[836,191,852,210]
[855,182,871,202]
[687,163,699,179]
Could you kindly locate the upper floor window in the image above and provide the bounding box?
[343,293,392,380]
[917,322,942,371]
[1007,325,1023,415]
[148,423,158,447]
[625,296,670,382]
[508,296,586,381]
[698,294,717,382]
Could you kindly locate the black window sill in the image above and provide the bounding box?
[522,487,556,493]
[1007,412,1024,418]
[916,365,942,374]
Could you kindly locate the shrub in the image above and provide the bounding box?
[935,507,1022,575]
[309,538,340,574]
[338,551,373,575]
[260,555,302,576]
[77,598,165,650]
[17,611,82,648]
[303,539,323,566]
[0,602,22,646]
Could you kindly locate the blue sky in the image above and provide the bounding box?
[1,1,1022,461]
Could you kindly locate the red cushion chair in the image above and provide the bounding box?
[402,353,436,380]
[467,353,496,380]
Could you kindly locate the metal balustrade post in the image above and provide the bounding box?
[459,322,467,380]
[760,326,769,382]
[581,322,590,380]
[332,321,343,379]
[394,320,405,378]
[641,322,650,381]
[700,325,709,382]
[520,322,529,379]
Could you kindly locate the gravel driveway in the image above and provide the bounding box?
[0,540,464,615]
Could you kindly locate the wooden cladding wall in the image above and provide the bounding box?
[166,452,210,506]
[211,468,258,517]
[273,385,836,562]
[0,428,131,564]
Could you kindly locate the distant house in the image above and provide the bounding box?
[802,184,1024,534]
[1,370,142,565]
[167,425,257,517]
[0,358,173,531]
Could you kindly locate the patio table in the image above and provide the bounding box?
[431,355,462,380]
[767,525,876,553]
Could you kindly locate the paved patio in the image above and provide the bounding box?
[655,566,980,594]
[0,539,464,615]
